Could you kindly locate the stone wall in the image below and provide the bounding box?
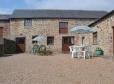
[90,14,114,56]
[0,20,10,39]
[10,18,95,52]
[0,20,10,54]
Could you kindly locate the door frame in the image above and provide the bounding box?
[16,37,26,53]
[0,27,4,54]
[112,27,114,55]
[0,27,3,38]
[62,36,74,53]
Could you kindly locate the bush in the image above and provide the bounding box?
[0,53,4,57]
[37,45,46,56]
[37,45,53,56]
[46,50,53,55]
[4,39,16,54]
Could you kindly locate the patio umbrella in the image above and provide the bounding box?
[33,35,46,45]
[70,26,95,45]
[70,26,94,33]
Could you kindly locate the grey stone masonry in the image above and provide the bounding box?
[10,19,95,52]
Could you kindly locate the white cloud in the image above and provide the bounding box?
[24,0,114,11]
[0,8,12,14]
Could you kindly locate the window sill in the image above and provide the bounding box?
[93,43,98,45]
[24,26,32,28]
[59,33,68,34]
[47,44,54,46]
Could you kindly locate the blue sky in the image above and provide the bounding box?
[0,0,114,14]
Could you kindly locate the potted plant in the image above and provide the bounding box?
[95,47,104,56]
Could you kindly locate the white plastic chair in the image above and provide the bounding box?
[69,46,79,58]
[82,45,93,59]
[87,45,93,58]
[76,47,84,59]
[69,46,75,58]
[69,46,74,53]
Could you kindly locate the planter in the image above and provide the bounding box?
[95,50,103,56]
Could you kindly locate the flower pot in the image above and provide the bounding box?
[95,50,103,56]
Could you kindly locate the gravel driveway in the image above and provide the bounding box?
[0,53,114,84]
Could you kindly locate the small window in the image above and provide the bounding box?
[47,36,54,45]
[93,32,97,44]
[16,37,25,44]
[59,22,68,34]
[32,35,37,44]
[59,22,68,29]
[24,19,32,27]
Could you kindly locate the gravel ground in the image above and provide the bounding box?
[0,53,114,84]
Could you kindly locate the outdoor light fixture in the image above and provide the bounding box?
[20,33,23,36]
[97,26,102,31]
[108,33,112,43]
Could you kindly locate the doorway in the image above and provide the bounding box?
[0,27,3,38]
[16,37,25,53]
[0,27,3,54]
[113,27,114,55]
[62,36,74,53]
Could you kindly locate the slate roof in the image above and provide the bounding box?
[89,10,114,26]
[11,9,107,19]
[0,15,10,20]
[0,10,107,20]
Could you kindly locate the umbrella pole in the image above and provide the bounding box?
[82,36,85,46]
[82,37,83,45]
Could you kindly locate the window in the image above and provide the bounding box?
[24,19,32,27]
[0,27,3,38]
[16,37,25,44]
[59,22,68,34]
[47,36,54,45]
[93,32,97,44]
[32,35,37,44]
[63,37,74,44]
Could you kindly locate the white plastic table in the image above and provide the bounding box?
[71,45,86,59]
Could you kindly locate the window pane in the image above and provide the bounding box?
[59,22,68,34]
[32,35,37,39]
[32,35,37,44]
[47,36,54,45]
[93,32,97,44]
[59,22,68,28]
[24,19,32,27]
[16,37,25,44]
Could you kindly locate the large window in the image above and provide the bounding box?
[59,22,68,34]
[93,32,97,44]
[47,36,54,45]
[24,19,32,27]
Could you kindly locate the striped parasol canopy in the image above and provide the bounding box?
[70,26,95,45]
[33,35,46,43]
[70,26,95,34]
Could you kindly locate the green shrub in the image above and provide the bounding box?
[46,50,53,55]
[0,53,4,57]
[37,45,46,56]
[37,45,53,56]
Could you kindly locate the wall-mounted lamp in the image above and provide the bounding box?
[109,33,112,43]
[20,33,23,36]
[97,26,102,31]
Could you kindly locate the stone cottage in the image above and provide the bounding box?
[0,9,107,53]
[89,10,114,56]
[0,15,10,54]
